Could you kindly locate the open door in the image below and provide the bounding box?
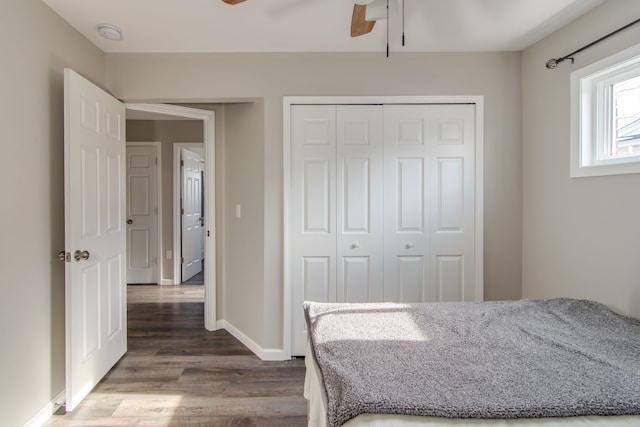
[63,69,127,411]
[181,148,205,282]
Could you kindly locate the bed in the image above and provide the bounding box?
[303,298,640,427]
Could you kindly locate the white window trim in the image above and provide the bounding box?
[570,43,640,178]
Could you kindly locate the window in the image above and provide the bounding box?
[570,43,640,177]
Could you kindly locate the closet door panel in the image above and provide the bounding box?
[429,105,476,301]
[290,105,337,355]
[337,105,384,302]
[383,105,431,302]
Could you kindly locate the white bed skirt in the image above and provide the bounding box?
[304,339,640,427]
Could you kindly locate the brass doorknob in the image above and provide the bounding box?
[74,250,90,261]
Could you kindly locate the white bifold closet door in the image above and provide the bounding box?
[383,104,476,303]
[290,103,477,355]
[290,105,384,353]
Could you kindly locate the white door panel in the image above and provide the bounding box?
[126,146,158,284]
[291,105,337,355]
[336,105,384,303]
[181,149,204,282]
[436,255,464,302]
[64,69,126,411]
[429,105,476,302]
[383,105,431,302]
[396,256,426,302]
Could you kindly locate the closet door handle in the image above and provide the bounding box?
[405,242,414,249]
[351,243,360,249]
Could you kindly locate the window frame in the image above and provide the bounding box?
[570,43,640,178]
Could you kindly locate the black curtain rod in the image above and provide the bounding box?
[546,17,640,69]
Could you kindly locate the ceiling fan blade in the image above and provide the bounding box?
[351,4,375,37]
[222,0,246,4]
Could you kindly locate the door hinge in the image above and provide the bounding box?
[181,160,184,167]
[181,208,184,215]
[181,257,185,264]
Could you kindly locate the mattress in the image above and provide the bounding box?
[305,301,640,426]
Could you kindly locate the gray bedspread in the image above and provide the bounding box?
[303,298,640,427]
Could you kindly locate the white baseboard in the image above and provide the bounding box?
[160,279,174,286]
[22,389,65,427]
[217,320,286,361]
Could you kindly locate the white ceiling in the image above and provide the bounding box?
[41,0,605,54]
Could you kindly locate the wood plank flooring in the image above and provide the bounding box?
[44,285,307,427]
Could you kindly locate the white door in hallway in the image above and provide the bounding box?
[64,69,127,411]
[181,148,205,282]
[126,145,158,284]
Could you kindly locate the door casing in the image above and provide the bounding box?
[126,103,217,331]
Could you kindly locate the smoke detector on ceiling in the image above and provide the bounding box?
[97,24,123,40]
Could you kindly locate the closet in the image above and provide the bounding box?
[288,102,481,355]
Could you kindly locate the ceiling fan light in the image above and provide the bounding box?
[365,0,398,21]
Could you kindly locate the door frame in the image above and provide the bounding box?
[173,143,205,284]
[283,95,485,359]
[126,141,162,285]
[126,103,217,331]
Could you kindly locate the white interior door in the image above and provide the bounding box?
[181,148,204,282]
[336,105,384,302]
[383,105,476,302]
[64,68,127,411]
[126,145,158,284]
[290,105,337,355]
[382,105,430,302]
[290,105,385,354]
[428,105,476,302]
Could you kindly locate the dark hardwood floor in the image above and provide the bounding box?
[44,285,307,426]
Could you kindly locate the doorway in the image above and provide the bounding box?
[126,103,217,331]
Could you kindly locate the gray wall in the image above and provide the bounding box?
[0,1,107,425]
[224,102,267,342]
[522,0,640,317]
[105,51,524,349]
[126,120,204,282]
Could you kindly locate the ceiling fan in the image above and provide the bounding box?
[221,0,398,38]
[351,0,398,37]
